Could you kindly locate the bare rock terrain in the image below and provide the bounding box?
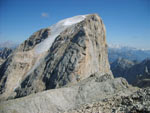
[0,14,147,113]
[0,14,112,100]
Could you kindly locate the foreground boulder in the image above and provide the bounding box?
[0,74,137,113]
[0,14,112,100]
[66,87,150,113]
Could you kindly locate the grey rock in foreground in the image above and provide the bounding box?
[0,74,137,113]
[66,87,150,113]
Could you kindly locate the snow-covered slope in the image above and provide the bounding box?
[35,15,86,54]
[28,15,87,75]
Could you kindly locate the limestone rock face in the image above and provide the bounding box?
[0,14,112,100]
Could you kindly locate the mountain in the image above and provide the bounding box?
[0,48,13,65]
[111,58,150,88]
[0,14,113,100]
[111,58,135,78]
[108,45,150,63]
[0,48,13,59]
[127,59,150,87]
[0,14,138,113]
[0,41,17,65]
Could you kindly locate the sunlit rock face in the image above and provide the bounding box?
[0,14,112,100]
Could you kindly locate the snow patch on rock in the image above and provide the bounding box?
[34,15,86,54]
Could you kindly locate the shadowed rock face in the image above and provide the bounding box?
[111,58,150,88]
[0,48,13,60]
[0,48,13,65]
[0,14,112,100]
[111,58,135,79]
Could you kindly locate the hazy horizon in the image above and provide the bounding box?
[0,0,150,49]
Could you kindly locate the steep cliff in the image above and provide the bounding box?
[0,14,112,100]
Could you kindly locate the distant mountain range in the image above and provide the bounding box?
[110,58,150,88]
[0,41,18,49]
[108,45,150,63]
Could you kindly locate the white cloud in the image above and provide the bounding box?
[41,12,49,18]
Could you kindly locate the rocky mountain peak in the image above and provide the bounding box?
[0,14,143,113]
[0,14,112,100]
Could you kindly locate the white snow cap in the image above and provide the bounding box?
[34,15,87,54]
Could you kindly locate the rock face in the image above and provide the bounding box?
[0,74,137,113]
[0,48,13,60]
[0,48,13,65]
[0,58,4,66]
[0,14,112,100]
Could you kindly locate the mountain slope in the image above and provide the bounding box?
[0,48,13,65]
[0,14,112,100]
[0,14,140,113]
[111,58,150,87]
[0,74,136,113]
[111,58,135,78]
[127,59,150,87]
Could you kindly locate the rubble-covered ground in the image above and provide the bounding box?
[66,88,150,113]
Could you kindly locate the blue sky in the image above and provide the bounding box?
[0,0,150,49]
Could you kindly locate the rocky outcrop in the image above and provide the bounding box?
[0,14,112,100]
[0,74,137,113]
[65,88,150,113]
